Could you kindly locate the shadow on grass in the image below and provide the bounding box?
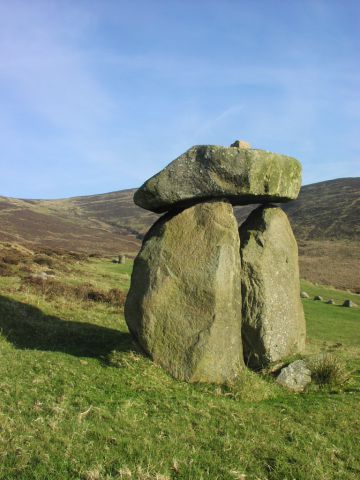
[0,294,136,359]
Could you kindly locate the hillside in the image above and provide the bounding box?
[0,194,143,255]
[0,177,359,291]
[281,177,360,240]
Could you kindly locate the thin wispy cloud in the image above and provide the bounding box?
[0,3,113,130]
[0,0,359,198]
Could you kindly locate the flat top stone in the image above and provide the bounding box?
[134,144,302,213]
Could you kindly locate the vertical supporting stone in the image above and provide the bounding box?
[125,201,244,383]
[240,205,305,369]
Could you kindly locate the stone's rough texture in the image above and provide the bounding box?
[125,201,244,383]
[240,205,306,369]
[230,140,251,149]
[134,145,302,213]
[276,360,311,392]
[301,291,310,299]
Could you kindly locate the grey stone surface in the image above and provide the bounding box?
[276,360,311,392]
[125,201,244,383]
[301,291,310,298]
[240,205,306,369]
[134,145,302,213]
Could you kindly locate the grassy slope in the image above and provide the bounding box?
[0,258,359,480]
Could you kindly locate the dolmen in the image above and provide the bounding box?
[125,141,306,382]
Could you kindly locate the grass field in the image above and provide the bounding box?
[0,253,359,480]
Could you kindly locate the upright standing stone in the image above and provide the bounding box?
[240,205,305,369]
[119,255,126,264]
[125,201,244,383]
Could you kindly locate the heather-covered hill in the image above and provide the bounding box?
[282,178,360,241]
[1,178,359,291]
[0,195,141,255]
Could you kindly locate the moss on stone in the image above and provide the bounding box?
[135,145,302,212]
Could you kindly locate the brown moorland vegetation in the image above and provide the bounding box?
[0,177,359,291]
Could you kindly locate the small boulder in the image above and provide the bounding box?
[276,360,311,392]
[314,295,323,301]
[343,300,356,308]
[301,291,310,299]
[29,272,48,280]
[230,139,251,149]
[326,299,335,305]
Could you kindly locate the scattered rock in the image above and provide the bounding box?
[29,272,48,280]
[134,145,302,213]
[314,295,323,301]
[230,139,251,149]
[125,201,244,383]
[276,360,311,392]
[112,255,126,264]
[343,299,356,308]
[326,299,335,305]
[240,205,306,369]
[301,291,309,298]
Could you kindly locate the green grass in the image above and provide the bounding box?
[301,281,360,364]
[0,260,359,479]
[74,259,133,290]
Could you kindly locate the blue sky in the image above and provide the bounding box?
[0,0,359,198]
